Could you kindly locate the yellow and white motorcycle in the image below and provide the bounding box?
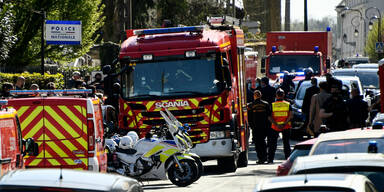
[106,109,201,187]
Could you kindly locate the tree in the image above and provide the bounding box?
[4,0,105,72]
[0,4,17,69]
[365,18,384,62]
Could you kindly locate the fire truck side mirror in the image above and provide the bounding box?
[261,57,266,68]
[24,138,39,156]
[326,58,331,69]
[222,66,232,90]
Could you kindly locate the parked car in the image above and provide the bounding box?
[345,56,370,66]
[291,76,363,138]
[255,174,377,192]
[309,129,384,155]
[289,153,384,192]
[276,138,316,176]
[0,168,143,192]
[331,68,379,94]
[352,63,378,69]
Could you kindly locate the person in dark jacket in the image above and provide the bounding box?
[301,78,320,129]
[346,88,368,128]
[260,77,276,105]
[247,90,271,164]
[320,79,349,132]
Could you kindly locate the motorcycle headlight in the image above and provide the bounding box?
[210,131,225,139]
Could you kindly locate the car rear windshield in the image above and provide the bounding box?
[259,187,354,192]
[295,167,384,192]
[312,138,384,155]
[289,149,310,162]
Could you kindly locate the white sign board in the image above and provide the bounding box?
[376,42,384,53]
[45,20,82,45]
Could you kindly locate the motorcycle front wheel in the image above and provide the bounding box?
[167,159,198,187]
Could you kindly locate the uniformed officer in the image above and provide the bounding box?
[268,88,293,163]
[247,90,271,164]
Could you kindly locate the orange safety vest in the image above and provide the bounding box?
[271,100,291,131]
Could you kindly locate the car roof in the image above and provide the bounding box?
[290,153,384,174]
[352,63,378,68]
[256,174,368,191]
[0,169,140,191]
[295,138,317,146]
[316,129,384,141]
[332,68,378,72]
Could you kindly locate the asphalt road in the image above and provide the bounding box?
[142,136,299,192]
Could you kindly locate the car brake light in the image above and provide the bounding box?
[87,119,95,154]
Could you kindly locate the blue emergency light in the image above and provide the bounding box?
[0,100,8,105]
[368,140,378,153]
[272,46,277,53]
[326,26,331,32]
[10,89,92,95]
[134,26,204,36]
[314,46,319,53]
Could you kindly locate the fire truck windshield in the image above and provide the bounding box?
[269,55,321,75]
[122,57,224,99]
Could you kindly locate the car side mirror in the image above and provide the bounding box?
[24,138,38,156]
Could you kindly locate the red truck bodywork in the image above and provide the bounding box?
[263,31,332,80]
[118,25,251,171]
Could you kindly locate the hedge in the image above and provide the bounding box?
[0,72,64,90]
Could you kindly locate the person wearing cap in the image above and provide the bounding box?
[247,90,271,164]
[14,76,25,90]
[1,82,14,98]
[295,68,314,94]
[320,78,349,132]
[268,88,293,163]
[67,71,82,89]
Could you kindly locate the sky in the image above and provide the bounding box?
[281,0,341,22]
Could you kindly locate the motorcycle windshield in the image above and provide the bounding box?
[269,55,321,74]
[122,56,224,99]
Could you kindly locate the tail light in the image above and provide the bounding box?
[87,118,95,154]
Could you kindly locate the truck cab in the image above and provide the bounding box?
[0,100,38,176]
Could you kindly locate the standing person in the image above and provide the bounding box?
[301,78,320,130]
[14,76,25,90]
[247,90,271,164]
[260,77,276,105]
[102,64,128,99]
[255,78,261,90]
[67,71,82,89]
[346,88,368,128]
[1,82,14,98]
[90,72,103,90]
[246,79,254,104]
[307,81,331,137]
[320,79,349,132]
[296,68,314,93]
[279,71,295,98]
[268,89,293,162]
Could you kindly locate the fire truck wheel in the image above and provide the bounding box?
[217,155,237,173]
[237,149,248,167]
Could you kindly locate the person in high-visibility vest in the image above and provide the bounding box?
[268,88,293,163]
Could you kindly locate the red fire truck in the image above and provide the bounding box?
[261,30,332,80]
[117,17,251,172]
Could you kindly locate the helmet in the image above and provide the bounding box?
[119,136,133,149]
[127,131,139,143]
[102,65,112,75]
[304,67,314,77]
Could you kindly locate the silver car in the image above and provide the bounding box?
[0,168,143,192]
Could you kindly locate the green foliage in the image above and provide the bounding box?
[3,0,105,69]
[0,4,17,64]
[132,0,155,28]
[99,42,120,67]
[58,65,101,79]
[156,0,228,26]
[0,72,64,90]
[365,18,384,62]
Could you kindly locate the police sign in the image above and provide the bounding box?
[45,20,82,45]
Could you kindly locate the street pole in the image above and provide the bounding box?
[304,0,308,31]
[378,18,382,61]
[40,10,46,75]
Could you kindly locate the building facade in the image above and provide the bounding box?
[335,0,384,60]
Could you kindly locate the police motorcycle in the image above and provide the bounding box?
[105,109,201,187]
